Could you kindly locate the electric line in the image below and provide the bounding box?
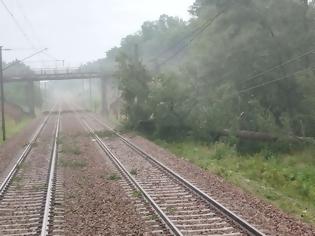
[43,52,58,61]
[2,48,48,71]
[0,0,36,48]
[240,48,315,84]
[149,13,221,64]
[15,1,62,65]
[156,11,223,67]
[196,46,315,91]
[235,66,315,96]
[15,0,42,48]
[2,0,61,65]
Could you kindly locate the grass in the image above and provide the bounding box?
[155,139,315,225]
[132,190,142,198]
[130,168,138,176]
[59,158,87,169]
[107,173,122,181]
[95,130,116,138]
[0,117,31,145]
[12,175,23,183]
[166,206,176,214]
[61,144,81,155]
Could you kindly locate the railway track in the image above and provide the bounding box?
[77,111,267,236]
[0,110,63,236]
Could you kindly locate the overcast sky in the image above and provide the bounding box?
[0,0,194,68]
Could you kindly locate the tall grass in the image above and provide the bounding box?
[156,140,315,225]
[0,117,31,144]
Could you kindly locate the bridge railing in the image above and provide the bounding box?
[32,67,82,75]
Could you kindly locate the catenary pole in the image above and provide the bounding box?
[0,46,6,141]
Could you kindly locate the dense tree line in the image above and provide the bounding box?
[90,0,315,143]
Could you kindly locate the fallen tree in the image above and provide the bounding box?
[220,129,315,144]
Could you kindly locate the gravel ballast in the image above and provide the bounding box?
[60,113,147,235]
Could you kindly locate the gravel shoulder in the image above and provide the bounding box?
[127,134,315,236]
[0,116,42,184]
[60,113,147,235]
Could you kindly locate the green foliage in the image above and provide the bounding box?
[107,173,121,181]
[130,168,138,176]
[132,190,142,198]
[157,139,315,224]
[111,0,315,144]
[0,117,31,144]
[3,61,43,110]
[61,144,81,155]
[115,53,153,127]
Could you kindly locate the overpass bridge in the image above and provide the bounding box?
[3,67,110,83]
[3,67,113,116]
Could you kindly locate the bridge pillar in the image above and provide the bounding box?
[26,81,35,117]
[101,78,108,114]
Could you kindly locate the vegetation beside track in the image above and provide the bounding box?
[154,139,315,225]
[0,116,31,144]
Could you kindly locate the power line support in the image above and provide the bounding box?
[26,81,35,117]
[101,78,108,115]
[0,46,6,141]
[89,78,92,111]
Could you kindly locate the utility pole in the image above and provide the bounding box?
[134,44,139,64]
[0,46,6,141]
[89,78,92,111]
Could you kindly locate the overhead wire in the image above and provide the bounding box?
[148,11,223,68]
[233,66,315,97]
[2,48,48,71]
[15,0,41,48]
[149,13,221,63]
[240,48,315,85]
[1,0,61,67]
[157,11,223,67]
[0,0,36,48]
[195,46,315,89]
[15,0,61,66]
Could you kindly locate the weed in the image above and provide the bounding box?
[61,145,81,155]
[149,214,158,221]
[0,117,31,145]
[95,130,115,138]
[166,206,176,214]
[59,158,86,169]
[20,162,30,171]
[107,173,121,181]
[22,142,29,148]
[12,175,23,183]
[31,142,38,148]
[32,184,44,191]
[132,190,142,198]
[57,136,64,145]
[130,168,138,176]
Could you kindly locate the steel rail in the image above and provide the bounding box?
[0,107,55,197]
[88,114,266,236]
[40,110,61,236]
[78,117,183,236]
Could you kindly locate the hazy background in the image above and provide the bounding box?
[0,0,194,68]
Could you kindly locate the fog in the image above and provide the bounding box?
[0,0,194,67]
